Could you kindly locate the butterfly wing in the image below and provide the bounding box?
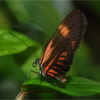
[40,9,87,82]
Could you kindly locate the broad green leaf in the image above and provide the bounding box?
[21,76,100,96]
[0,29,39,56]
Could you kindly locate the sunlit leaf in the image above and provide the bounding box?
[0,29,39,56]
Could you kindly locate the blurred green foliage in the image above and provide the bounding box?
[0,0,100,99]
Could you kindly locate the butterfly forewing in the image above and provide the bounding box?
[39,9,87,82]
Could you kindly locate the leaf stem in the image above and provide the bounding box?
[15,91,28,100]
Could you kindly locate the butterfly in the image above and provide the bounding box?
[33,9,87,83]
[9,9,87,83]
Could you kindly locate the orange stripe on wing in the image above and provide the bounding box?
[44,58,54,74]
[47,72,55,77]
[58,57,66,60]
[48,69,57,74]
[53,66,64,72]
[53,66,60,69]
[56,61,63,65]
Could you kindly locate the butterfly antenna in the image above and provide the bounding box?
[8,31,38,59]
[39,38,48,58]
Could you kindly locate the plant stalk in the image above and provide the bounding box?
[15,91,28,100]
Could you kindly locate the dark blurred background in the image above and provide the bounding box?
[0,0,100,99]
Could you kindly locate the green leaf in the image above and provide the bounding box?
[0,29,39,56]
[21,76,100,96]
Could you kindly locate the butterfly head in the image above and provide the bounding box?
[32,59,45,76]
[32,58,41,67]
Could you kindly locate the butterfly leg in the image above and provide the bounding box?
[22,70,40,85]
[39,74,43,84]
[53,79,59,88]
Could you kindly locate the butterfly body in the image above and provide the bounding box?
[36,9,87,83]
